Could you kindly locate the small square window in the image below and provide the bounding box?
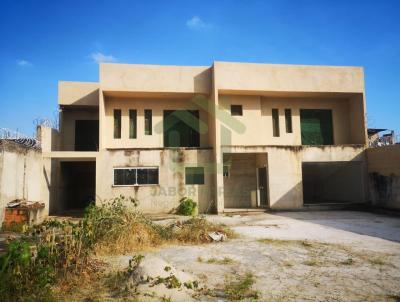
[231,105,243,116]
[185,167,205,185]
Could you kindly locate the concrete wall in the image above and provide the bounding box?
[367,145,400,209]
[218,95,359,146]
[0,141,45,224]
[39,127,61,215]
[96,149,214,213]
[104,97,210,149]
[60,108,99,151]
[59,81,99,106]
[221,145,366,210]
[214,61,365,93]
[52,62,369,213]
[100,64,211,94]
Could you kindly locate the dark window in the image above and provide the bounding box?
[137,168,159,185]
[114,169,136,185]
[231,105,243,116]
[129,110,137,139]
[144,109,152,135]
[300,109,333,145]
[114,167,159,186]
[164,110,200,147]
[272,109,280,137]
[185,167,205,185]
[223,165,230,178]
[114,109,121,139]
[75,120,99,151]
[285,109,293,133]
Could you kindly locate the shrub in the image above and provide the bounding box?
[176,197,198,216]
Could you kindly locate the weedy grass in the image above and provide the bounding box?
[224,272,259,301]
[0,195,235,301]
[206,257,235,265]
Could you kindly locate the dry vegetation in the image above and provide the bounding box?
[0,195,234,302]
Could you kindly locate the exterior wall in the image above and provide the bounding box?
[104,97,210,149]
[39,127,61,215]
[221,145,366,209]
[0,141,45,224]
[219,95,356,146]
[96,149,214,213]
[49,61,369,214]
[59,81,99,106]
[214,62,365,94]
[60,108,98,151]
[367,145,400,209]
[100,64,211,94]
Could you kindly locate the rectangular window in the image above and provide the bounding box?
[223,165,230,178]
[285,109,293,133]
[272,109,280,137]
[185,167,205,185]
[129,109,137,139]
[113,167,159,186]
[137,168,159,185]
[144,109,152,135]
[300,109,333,145]
[164,110,200,147]
[231,105,243,116]
[114,168,136,186]
[75,120,99,151]
[113,109,121,139]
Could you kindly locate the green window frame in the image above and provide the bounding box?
[144,109,152,135]
[272,109,280,137]
[285,109,293,133]
[113,109,121,139]
[300,109,333,145]
[185,167,205,185]
[129,109,137,139]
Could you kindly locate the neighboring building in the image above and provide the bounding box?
[42,61,368,214]
[368,128,396,147]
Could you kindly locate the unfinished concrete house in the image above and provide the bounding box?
[42,61,368,214]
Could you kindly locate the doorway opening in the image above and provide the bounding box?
[58,161,96,215]
[257,167,268,207]
[223,153,268,208]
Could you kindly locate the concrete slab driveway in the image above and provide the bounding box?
[142,210,400,301]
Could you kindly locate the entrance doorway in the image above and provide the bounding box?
[59,161,96,214]
[257,167,268,207]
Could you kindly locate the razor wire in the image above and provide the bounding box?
[0,128,41,149]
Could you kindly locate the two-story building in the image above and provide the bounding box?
[42,61,368,215]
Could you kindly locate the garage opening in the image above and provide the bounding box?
[59,161,96,214]
[302,161,365,204]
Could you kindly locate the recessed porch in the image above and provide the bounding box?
[223,153,268,209]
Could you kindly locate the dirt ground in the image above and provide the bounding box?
[68,210,400,301]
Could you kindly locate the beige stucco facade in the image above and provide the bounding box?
[43,61,369,214]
